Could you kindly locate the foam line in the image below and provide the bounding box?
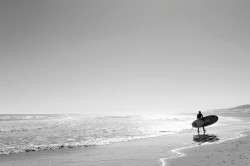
[159,131,248,166]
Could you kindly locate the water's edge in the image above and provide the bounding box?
[159,117,250,166]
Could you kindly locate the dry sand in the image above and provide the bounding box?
[167,131,250,166]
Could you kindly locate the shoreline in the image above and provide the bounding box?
[0,133,190,166]
[0,116,249,166]
[167,130,250,166]
[0,115,239,156]
[162,116,250,166]
[159,130,249,166]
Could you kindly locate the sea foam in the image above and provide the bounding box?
[0,114,193,155]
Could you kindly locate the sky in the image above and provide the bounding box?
[0,0,250,115]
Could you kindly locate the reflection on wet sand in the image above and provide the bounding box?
[193,134,219,144]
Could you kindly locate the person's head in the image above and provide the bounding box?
[198,111,201,114]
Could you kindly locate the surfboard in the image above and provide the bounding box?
[192,115,218,128]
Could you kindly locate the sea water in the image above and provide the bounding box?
[0,114,195,155]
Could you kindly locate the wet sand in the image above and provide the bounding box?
[0,116,249,166]
[163,116,250,166]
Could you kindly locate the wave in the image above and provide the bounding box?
[0,134,164,155]
[0,114,67,121]
[0,115,44,121]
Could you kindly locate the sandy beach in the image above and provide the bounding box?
[161,115,250,166]
[0,115,249,166]
[167,131,250,166]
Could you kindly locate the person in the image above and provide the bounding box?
[197,111,206,133]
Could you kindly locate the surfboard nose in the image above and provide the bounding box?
[192,122,197,128]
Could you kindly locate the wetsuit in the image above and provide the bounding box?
[197,113,206,132]
[197,113,203,119]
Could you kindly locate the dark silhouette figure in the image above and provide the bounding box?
[197,111,206,133]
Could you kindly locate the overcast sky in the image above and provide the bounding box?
[0,0,250,114]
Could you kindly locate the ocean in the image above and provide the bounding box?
[0,114,195,155]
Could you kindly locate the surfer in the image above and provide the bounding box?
[197,111,206,133]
